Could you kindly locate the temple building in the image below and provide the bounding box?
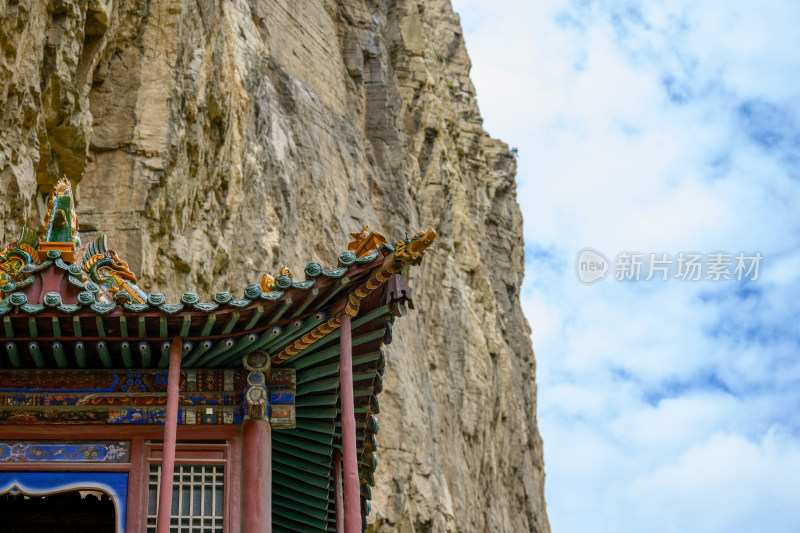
[0,179,436,533]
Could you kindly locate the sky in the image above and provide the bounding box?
[450,1,800,531]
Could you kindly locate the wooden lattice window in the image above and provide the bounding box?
[146,464,225,532]
[145,443,231,533]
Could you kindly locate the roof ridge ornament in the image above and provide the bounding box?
[271,228,436,365]
[82,235,147,304]
[348,226,388,258]
[0,228,40,294]
[40,177,80,262]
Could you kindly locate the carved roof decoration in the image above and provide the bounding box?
[0,180,436,370]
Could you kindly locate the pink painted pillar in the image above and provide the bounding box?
[156,337,182,533]
[242,418,272,533]
[334,450,344,533]
[339,314,361,533]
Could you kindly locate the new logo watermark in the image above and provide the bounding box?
[576,249,763,284]
[576,248,610,284]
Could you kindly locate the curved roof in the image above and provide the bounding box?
[0,179,436,532]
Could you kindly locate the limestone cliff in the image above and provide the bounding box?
[0,0,548,531]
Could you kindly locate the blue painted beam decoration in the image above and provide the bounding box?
[269,368,296,429]
[0,441,129,463]
[0,369,245,425]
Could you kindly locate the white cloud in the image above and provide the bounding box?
[453,0,800,531]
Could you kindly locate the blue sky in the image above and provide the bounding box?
[451,1,800,531]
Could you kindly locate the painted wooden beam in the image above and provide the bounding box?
[279,307,388,367]
[230,326,282,359]
[138,341,152,368]
[316,277,350,309]
[242,418,272,533]
[51,341,68,368]
[156,337,182,533]
[157,340,172,368]
[194,337,234,367]
[272,493,329,521]
[268,298,293,324]
[272,473,329,501]
[182,339,213,367]
[179,315,192,338]
[221,312,240,335]
[290,288,320,319]
[206,333,258,368]
[334,450,344,533]
[28,341,45,368]
[74,341,86,368]
[272,450,329,477]
[96,341,112,368]
[288,329,386,372]
[274,428,333,446]
[273,462,330,490]
[120,341,133,368]
[4,341,21,368]
[339,314,360,533]
[181,340,194,359]
[245,306,265,330]
[294,394,339,407]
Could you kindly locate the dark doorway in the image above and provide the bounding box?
[0,490,116,533]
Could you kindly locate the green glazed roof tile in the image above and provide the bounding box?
[68,275,86,289]
[338,251,356,266]
[275,276,293,290]
[356,250,380,263]
[123,302,150,312]
[321,267,347,278]
[43,292,62,307]
[147,292,166,306]
[8,293,26,306]
[54,257,71,271]
[77,292,96,305]
[33,260,53,272]
[181,292,199,304]
[214,291,232,304]
[159,303,184,314]
[20,303,45,314]
[15,275,35,290]
[90,302,116,314]
[243,284,261,299]
[259,291,284,301]
[304,262,323,279]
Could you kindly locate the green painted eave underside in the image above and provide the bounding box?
[270,318,386,533]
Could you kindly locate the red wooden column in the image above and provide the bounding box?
[334,450,344,533]
[339,314,361,533]
[156,337,182,533]
[242,418,272,533]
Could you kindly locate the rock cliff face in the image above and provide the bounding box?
[0,0,548,531]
